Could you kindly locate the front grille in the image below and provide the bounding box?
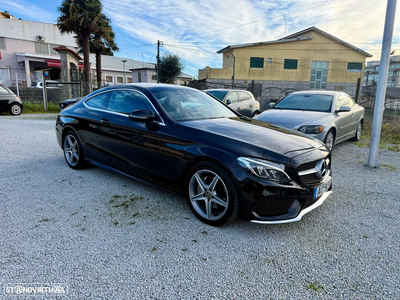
[299,173,322,185]
[298,159,329,187]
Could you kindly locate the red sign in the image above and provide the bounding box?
[46,59,84,69]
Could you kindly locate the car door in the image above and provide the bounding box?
[225,92,241,112]
[237,91,252,117]
[92,89,167,182]
[333,94,354,142]
[0,85,11,111]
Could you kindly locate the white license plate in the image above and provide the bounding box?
[314,179,332,199]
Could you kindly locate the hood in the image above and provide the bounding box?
[178,117,325,164]
[256,109,331,129]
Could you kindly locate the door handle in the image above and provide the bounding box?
[100,119,110,125]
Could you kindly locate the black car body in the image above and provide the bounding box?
[0,84,23,115]
[59,97,81,111]
[56,84,332,226]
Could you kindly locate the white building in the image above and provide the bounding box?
[0,14,183,90]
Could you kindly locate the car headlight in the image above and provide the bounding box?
[298,125,323,134]
[237,157,291,182]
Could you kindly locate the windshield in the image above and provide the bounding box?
[206,90,228,101]
[273,93,333,112]
[151,88,237,121]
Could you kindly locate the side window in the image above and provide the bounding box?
[85,92,110,109]
[238,92,250,101]
[108,90,154,114]
[345,96,355,107]
[226,92,239,104]
[0,86,9,94]
[335,95,351,110]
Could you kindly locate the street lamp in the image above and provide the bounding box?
[121,59,127,83]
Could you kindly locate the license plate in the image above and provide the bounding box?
[314,179,332,199]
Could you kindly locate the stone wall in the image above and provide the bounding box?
[9,87,70,104]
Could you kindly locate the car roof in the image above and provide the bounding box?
[205,89,249,92]
[289,90,349,97]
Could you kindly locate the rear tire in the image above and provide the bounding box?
[186,161,239,226]
[351,121,363,141]
[324,129,335,150]
[63,131,86,169]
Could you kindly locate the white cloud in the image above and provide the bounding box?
[1,0,58,23]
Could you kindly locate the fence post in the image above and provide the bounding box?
[15,73,19,97]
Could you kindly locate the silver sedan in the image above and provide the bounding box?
[254,91,364,150]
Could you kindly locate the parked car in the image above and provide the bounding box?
[0,84,23,116]
[205,89,260,117]
[31,80,62,89]
[59,97,81,111]
[56,84,332,226]
[254,91,364,150]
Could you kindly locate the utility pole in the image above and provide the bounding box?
[157,40,160,84]
[121,59,127,83]
[366,0,397,167]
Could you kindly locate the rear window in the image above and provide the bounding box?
[206,90,228,101]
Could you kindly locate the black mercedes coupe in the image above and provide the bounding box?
[56,83,332,226]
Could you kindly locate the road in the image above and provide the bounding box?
[0,114,399,299]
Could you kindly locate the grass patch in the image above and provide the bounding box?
[22,102,60,113]
[306,281,325,293]
[358,113,400,151]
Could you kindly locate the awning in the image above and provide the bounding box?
[46,59,85,69]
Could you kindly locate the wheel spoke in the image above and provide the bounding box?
[208,175,220,193]
[211,194,228,208]
[205,199,213,219]
[194,173,206,193]
[191,192,206,202]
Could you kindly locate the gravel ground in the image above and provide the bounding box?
[0,114,399,300]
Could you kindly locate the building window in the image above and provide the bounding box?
[0,37,5,49]
[250,57,264,68]
[267,58,272,65]
[127,77,132,83]
[50,44,59,55]
[138,71,141,83]
[151,75,157,81]
[310,61,329,89]
[284,59,298,70]
[117,77,123,83]
[35,42,49,54]
[347,62,362,72]
[106,76,113,83]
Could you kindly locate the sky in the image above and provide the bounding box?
[2,0,400,77]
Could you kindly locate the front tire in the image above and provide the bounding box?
[9,104,22,116]
[324,129,335,150]
[186,162,239,226]
[63,131,86,169]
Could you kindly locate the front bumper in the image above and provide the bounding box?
[250,190,332,224]
[231,161,332,224]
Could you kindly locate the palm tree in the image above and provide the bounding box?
[57,0,105,95]
[75,15,119,89]
[91,16,119,89]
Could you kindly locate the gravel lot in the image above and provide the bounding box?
[0,114,399,300]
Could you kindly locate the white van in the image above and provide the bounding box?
[31,80,63,89]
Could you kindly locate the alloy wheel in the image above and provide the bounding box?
[188,169,229,221]
[63,134,80,167]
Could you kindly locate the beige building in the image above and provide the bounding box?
[199,27,372,100]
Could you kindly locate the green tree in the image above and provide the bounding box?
[76,15,119,89]
[158,54,184,84]
[57,0,106,95]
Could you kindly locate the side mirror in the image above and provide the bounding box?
[226,99,232,105]
[268,102,276,108]
[129,109,155,123]
[336,106,351,113]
